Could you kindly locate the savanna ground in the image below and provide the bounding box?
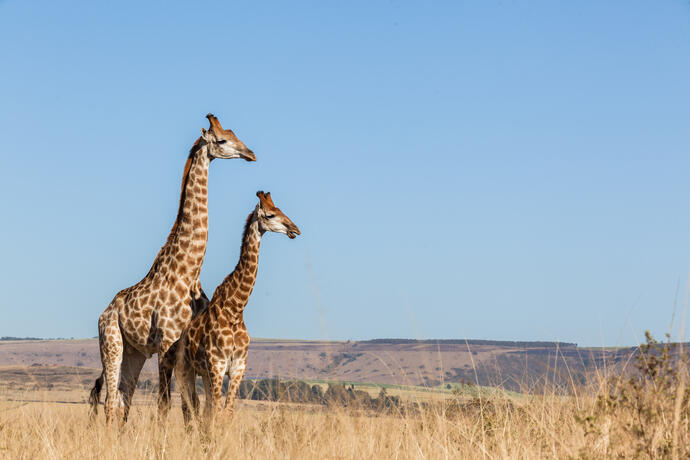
[1,333,688,459]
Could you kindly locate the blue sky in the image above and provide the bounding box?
[1,1,689,346]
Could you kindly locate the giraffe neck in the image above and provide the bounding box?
[213,212,263,321]
[147,144,210,288]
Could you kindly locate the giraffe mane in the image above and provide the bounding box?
[225,211,257,277]
[241,211,256,245]
[171,139,202,233]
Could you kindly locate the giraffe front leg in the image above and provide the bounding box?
[157,319,191,421]
[224,357,247,420]
[203,360,226,428]
[119,345,146,423]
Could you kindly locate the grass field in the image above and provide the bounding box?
[0,387,591,459]
[1,376,688,457]
[0,384,686,459]
[0,334,687,459]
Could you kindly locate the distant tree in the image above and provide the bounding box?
[324,383,349,406]
[310,384,324,402]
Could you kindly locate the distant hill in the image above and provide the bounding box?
[1,337,688,392]
[1,337,47,341]
[361,339,578,348]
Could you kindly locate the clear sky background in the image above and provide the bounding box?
[1,1,689,346]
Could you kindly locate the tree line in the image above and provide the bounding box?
[235,378,404,411]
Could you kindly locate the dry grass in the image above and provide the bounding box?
[0,394,571,459]
[0,334,688,459]
[0,386,685,459]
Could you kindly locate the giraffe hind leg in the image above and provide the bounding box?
[174,357,199,427]
[100,313,124,425]
[201,371,214,421]
[157,351,175,420]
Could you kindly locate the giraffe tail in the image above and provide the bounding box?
[88,372,104,420]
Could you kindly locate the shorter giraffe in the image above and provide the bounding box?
[174,191,300,425]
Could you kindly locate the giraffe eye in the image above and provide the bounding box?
[217,140,227,145]
[265,214,275,219]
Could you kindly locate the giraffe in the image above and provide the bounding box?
[89,114,256,425]
[174,191,300,426]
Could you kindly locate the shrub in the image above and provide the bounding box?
[578,331,689,458]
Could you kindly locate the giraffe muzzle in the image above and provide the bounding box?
[240,148,256,162]
[287,227,300,239]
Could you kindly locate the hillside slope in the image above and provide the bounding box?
[0,338,651,391]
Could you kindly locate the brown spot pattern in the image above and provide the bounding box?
[93,116,252,425]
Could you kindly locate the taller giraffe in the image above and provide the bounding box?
[89,114,256,424]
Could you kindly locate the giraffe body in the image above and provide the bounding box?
[175,191,300,425]
[90,114,255,424]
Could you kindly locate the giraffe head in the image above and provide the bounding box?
[200,113,256,161]
[255,191,301,239]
